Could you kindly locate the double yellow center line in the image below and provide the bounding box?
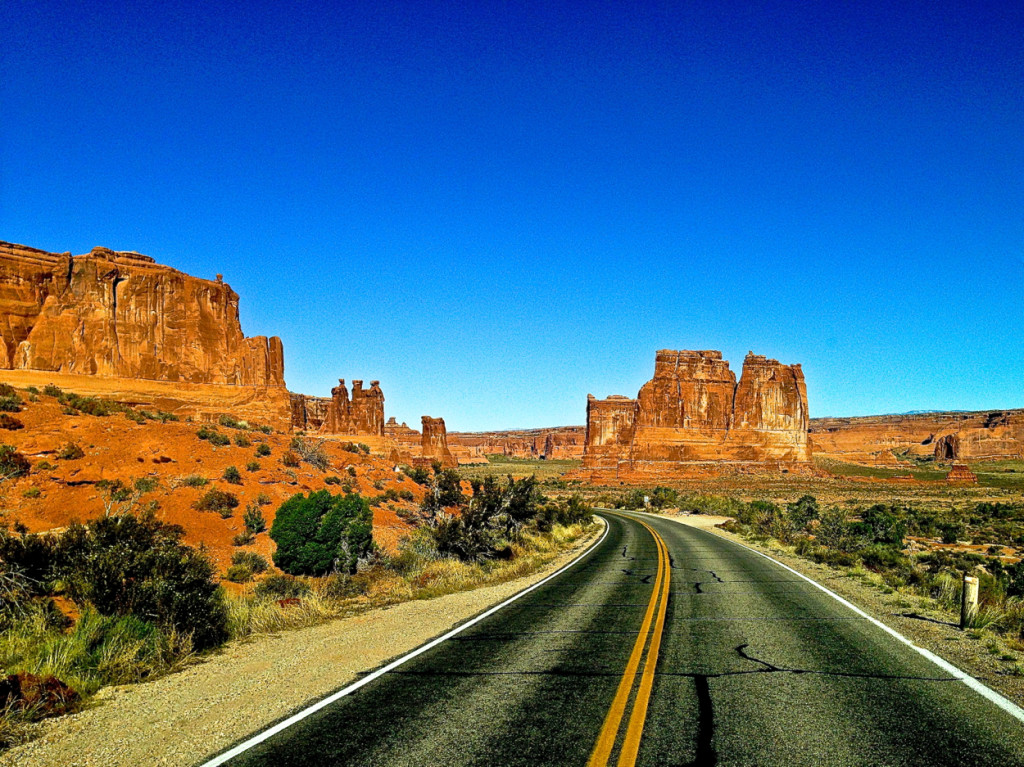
[588,515,670,767]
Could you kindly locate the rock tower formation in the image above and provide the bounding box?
[580,350,812,479]
[418,416,457,469]
[0,241,284,386]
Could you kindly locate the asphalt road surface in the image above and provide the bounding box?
[214,511,1024,766]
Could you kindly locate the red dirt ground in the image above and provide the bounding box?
[0,389,423,574]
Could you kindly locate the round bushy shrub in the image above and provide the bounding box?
[222,465,242,484]
[255,443,271,457]
[0,444,30,478]
[270,491,373,576]
[194,488,240,515]
[57,512,228,650]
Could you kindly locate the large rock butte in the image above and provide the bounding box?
[579,350,812,479]
[0,241,289,424]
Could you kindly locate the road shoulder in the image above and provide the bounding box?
[0,523,604,767]
[660,511,1024,709]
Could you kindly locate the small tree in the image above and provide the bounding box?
[270,491,373,576]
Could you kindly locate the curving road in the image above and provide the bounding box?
[210,511,1024,766]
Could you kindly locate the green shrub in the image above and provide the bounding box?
[196,426,230,447]
[134,477,159,494]
[24,386,38,395]
[0,444,31,478]
[225,564,253,583]
[256,443,271,457]
[234,433,251,448]
[231,550,268,574]
[58,442,85,461]
[0,413,24,430]
[58,392,120,416]
[222,466,243,484]
[342,442,361,454]
[246,460,260,472]
[232,530,255,546]
[254,574,310,600]
[96,479,133,502]
[255,492,271,505]
[324,475,341,485]
[178,474,208,488]
[404,466,431,485]
[256,424,273,435]
[347,466,357,477]
[939,522,963,544]
[194,488,240,515]
[22,487,41,499]
[34,459,55,471]
[270,491,373,576]
[243,503,266,534]
[0,394,23,412]
[218,414,248,430]
[281,451,299,468]
[57,511,228,650]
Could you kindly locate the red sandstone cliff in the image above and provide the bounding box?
[581,350,812,479]
[0,241,290,424]
[809,409,1024,464]
[0,241,284,386]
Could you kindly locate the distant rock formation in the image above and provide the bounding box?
[579,350,812,479]
[809,410,1024,464]
[447,426,585,461]
[0,241,284,386]
[292,379,385,436]
[946,464,978,484]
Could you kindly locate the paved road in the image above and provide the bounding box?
[214,511,1024,766]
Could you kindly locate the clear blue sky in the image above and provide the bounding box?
[2,1,1022,431]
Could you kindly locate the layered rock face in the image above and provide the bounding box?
[809,409,1024,464]
[0,241,284,386]
[447,426,585,460]
[580,350,812,479]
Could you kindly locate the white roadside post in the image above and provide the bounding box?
[961,575,979,629]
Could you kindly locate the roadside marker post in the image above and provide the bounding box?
[961,575,979,629]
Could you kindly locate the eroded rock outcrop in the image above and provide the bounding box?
[293,379,385,436]
[321,379,384,436]
[809,410,1024,464]
[418,416,457,469]
[0,241,284,386]
[580,350,812,479]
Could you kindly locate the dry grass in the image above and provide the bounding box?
[225,522,595,641]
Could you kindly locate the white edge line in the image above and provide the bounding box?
[653,512,1024,724]
[198,518,611,766]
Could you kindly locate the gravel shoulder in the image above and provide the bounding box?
[662,511,1024,708]
[1,524,603,767]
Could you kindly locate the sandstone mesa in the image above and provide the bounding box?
[577,349,813,480]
